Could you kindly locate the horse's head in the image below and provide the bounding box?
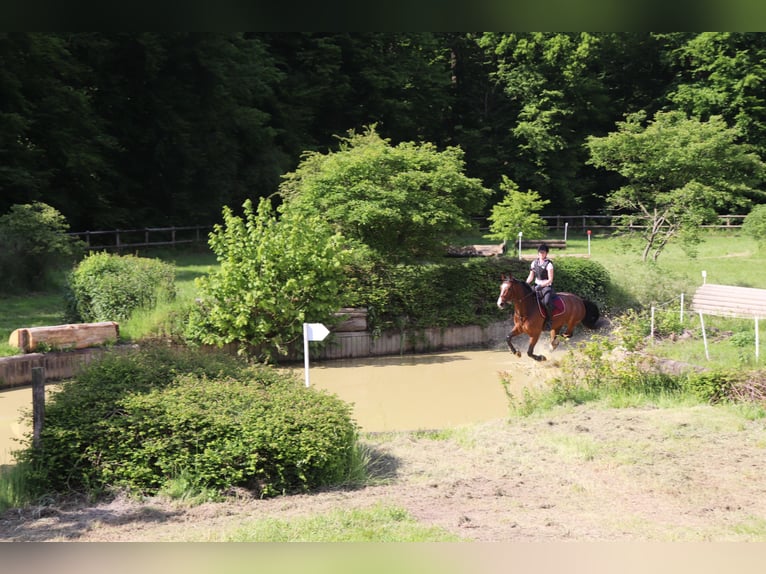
[497,274,513,309]
[498,273,532,309]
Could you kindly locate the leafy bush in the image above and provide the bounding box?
[742,204,766,250]
[550,257,610,309]
[185,198,351,361]
[0,202,84,294]
[16,344,358,498]
[65,252,176,322]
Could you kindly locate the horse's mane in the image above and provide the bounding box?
[512,277,533,296]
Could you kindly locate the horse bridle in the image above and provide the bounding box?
[498,275,536,309]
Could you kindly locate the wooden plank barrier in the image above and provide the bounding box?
[518,239,567,250]
[9,322,120,353]
[691,284,766,319]
[691,283,766,361]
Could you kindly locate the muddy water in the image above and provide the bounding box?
[0,346,563,465]
[302,347,559,432]
[1,387,32,467]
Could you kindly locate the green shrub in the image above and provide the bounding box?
[551,257,610,309]
[0,202,84,294]
[684,370,740,404]
[65,252,176,322]
[16,344,358,498]
[95,374,357,496]
[742,204,766,250]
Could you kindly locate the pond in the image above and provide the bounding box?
[1,345,564,466]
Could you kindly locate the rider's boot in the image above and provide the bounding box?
[543,304,553,330]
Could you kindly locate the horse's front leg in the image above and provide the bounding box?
[549,326,559,351]
[526,333,546,361]
[505,324,522,357]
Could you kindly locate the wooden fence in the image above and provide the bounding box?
[69,214,747,252]
[540,214,746,231]
[69,225,211,250]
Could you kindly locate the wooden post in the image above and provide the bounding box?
[32,366,45,449]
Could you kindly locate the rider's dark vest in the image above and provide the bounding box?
[532,258,552,282]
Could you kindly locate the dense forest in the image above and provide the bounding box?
[2,32,766,231]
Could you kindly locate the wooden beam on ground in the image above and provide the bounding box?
[8,322,120,353]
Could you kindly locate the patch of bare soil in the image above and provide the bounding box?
[3,402,766,542]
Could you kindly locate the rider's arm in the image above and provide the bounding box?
[545,265,554,287]
[525,269,535,284]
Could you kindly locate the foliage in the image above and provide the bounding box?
[586,110,765,262]
[684,369,766,406]
[14,344,359,498]
[664,33,766,162]
[278,125,491,261]
[504,333,686,417]
[550,257,610,309]
[343,256,522,333]
[0,202,83,294]
[6,33,766,233]
[185,198,351,360]
[742,204,766,250]
[65,252,176,323]
[486,176,550,242]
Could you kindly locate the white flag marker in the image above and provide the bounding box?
[303,323,329,387]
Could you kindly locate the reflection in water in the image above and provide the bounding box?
[1,347,562,465]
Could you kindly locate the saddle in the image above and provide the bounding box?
[535,292,564,319]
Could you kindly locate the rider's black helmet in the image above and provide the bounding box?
[538,244,549,253]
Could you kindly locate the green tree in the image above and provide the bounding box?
[742,204,766,251]
[486,176,550,242]
[474,32,670,213]
[279,125,491,261]
[186,198,351,360]
[587,110,765,261]
[663,32,766,161]
[0,202,83,293]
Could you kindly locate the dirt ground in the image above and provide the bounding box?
[2,398,766,542]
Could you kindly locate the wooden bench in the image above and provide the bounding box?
[9,322,120,353]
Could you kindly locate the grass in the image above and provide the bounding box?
[194,503,464,542]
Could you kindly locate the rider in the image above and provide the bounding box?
[526,243,555,329]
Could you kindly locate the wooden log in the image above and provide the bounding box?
[332,308,368,332]
[518,239,567,249]
[8,322,120,353]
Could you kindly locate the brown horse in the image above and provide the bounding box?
[497,273,600,361]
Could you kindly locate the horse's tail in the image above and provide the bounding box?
[582,300,600,329]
